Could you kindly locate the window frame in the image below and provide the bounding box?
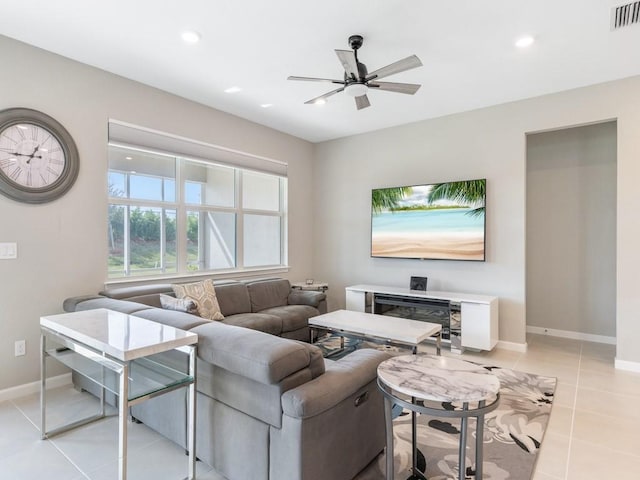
[107,145,288,281]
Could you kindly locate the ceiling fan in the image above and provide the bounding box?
[288,35,423,110]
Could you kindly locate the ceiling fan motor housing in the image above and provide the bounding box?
[288,33,422,110]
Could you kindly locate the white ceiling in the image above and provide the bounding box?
[1,0,639,143]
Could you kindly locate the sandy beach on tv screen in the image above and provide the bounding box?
[372,232,484,260]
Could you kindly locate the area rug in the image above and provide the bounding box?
[316,335,557,480]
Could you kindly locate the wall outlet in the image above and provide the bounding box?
[15,340,26,357]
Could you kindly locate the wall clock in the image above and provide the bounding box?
[0,108,79,204]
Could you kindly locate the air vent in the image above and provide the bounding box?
[611,2,640,30]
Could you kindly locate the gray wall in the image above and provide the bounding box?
[0,36,315,391]
[526,122,616,337]
[313,76,640,364]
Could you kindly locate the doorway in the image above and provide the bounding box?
[526,121,617,342]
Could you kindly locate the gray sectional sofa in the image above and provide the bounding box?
[63,277,390,480]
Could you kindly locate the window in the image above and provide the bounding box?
[108,145,287,279]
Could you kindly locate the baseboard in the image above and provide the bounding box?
[496,340,528,353]
[0,373,72,403]
[614,358,640,373]
[526,325,616,345]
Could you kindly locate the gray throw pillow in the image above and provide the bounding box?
[159,294,198,314]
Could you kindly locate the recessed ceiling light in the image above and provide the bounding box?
[125,156,133,160]
[224,86,242,94]
[314,99,327,105]
[181,30,201,44]
[260,104,273,108]
[515,35,535,48]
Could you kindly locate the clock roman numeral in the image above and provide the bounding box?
[16,127,26,141]
[46,165,61,176]
[9,166,22,180]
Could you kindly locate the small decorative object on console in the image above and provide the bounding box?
[410,276,428,291]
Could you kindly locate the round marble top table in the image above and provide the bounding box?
[377,355,501,480]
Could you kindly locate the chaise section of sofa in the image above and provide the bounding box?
[62,277,388,480]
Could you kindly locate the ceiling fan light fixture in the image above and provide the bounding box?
[515,35,535,48]
[181,30,201,44]
[344,83,368,97]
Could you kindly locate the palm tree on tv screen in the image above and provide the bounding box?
[427,180,485,216]
[371,187,413,213]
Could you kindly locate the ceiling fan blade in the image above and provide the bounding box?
[355,94,371,110]
[303,87,346,105]
[288,76,345,84]
[366,55,423,81]
[335,49,360,81]
[368,81,421,95]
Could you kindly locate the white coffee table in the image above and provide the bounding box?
[309,309,442,355]
[40,308,198,480]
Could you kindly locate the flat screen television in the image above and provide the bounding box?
[371,178,486,261]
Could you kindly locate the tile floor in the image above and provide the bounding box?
[1,333,639,479]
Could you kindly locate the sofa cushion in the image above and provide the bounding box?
[246,278,291,312]
[173,279,224,321]
[257,305,318,333]
[222,313,283,336]
[214,281,252,316]
[191,321,322,385]
[133,308,210,330]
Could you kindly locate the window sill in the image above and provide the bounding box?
[104,266,291,287]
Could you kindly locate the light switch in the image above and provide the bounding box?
[0,242,17,259]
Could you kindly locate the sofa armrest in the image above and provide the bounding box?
[281,349,390,419]
[287,290,326,308]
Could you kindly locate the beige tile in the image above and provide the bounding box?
[85,437,212,480]
[514,359,578,385]
[13,385,116,430]
[567,439,640,480]
[578,369,640,397]
[579,355,617,376]
[0,439,83,479]
[49,415,162,473]
[552,382,577,409]
[545,405,574,437]
[0,402,43,461]
[532,472,564,480]
[575,386,640,420]
[533,432,570,479]
[527,334,582,355]
[572,409,640,456]
[580,341,616,359]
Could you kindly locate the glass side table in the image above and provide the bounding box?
[40,308,198,480]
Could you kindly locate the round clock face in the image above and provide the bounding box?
[0,108,79,204]
[0,123,66,189]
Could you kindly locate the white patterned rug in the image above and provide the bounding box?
[316,336,557,480]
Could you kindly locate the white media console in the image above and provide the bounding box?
[345,284,499,352]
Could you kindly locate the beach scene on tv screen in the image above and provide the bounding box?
[371,179,485,261]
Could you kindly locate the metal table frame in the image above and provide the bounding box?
[40,326,197,480]
[310,327,441,356]
[377,379,500,480]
